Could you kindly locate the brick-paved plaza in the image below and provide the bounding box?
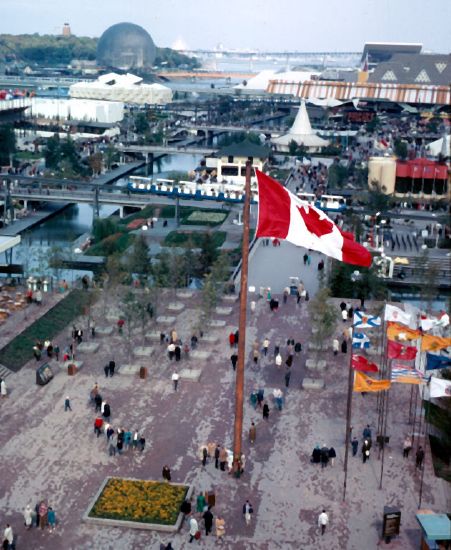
[0,241,448,549]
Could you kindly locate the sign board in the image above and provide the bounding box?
[383,506,401,539]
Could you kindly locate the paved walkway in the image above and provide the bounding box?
[0,287,447,549]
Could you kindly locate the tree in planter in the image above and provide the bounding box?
[128,234,151,284]
[104,144,119,170]
[196,273,218,336]
[209,252,231,295]
[366,180,391,215]
[119,290,143,354]
[308,287,337,354]
[88,152,103,175]
[198,232,219,275]
[181,238,200,284]
[0,125,16,166]
[416,247,440,311]
[101,253,125,315]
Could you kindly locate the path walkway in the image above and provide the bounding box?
[0,287,446,549]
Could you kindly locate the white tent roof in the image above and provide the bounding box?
[426,135,450,157]
[235,69,320,91]
[273,100,329,147]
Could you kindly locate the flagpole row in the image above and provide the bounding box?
[408,385,414,424]
[418,387,429,509]
[411,385,419,444]
[379,360,392,489]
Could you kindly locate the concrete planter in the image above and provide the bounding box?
[83,476,194,532]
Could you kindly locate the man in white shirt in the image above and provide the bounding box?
[3,524,13,547]
[171,371,179,391]
[318,509,328,535]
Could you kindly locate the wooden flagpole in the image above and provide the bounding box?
[342,329,354,501]
[232,160,252,477]
[379,359,392,489]
[418,386,428,509]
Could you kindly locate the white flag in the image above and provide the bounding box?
[430,377,451,398]
[384,304,411,326]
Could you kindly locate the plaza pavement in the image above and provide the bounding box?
[0,257,448,549]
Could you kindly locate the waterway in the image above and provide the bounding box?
[9,152,203,280]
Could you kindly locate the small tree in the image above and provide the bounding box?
[128,234,151,284]
[104,144,118,170]
[197,273,218,335]
[198,232,219,275]
[119,290,143,354]
[308,287,337,354]
[101,253,124,315]
[88,152,103,175]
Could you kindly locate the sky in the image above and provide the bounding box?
[1,0,450,52]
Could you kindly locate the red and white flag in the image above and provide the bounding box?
[255,170,372,267]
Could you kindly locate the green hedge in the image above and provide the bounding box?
[0,289,92,371]
[163,231,226,248]
[86,233,135,256]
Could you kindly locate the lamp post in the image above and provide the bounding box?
[435,223,442,248]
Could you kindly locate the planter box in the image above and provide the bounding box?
[119,364,142,375]
[305,359,327,370]
[176,291,193,299]
[167,303,184,312]
[133,347,153,358]
[95,326,114,337]
[179,368,202,382]
[83,477,194,533]
[210,320,226,328]
[215,307,233,316]
[156,316,176,325]
[77,342,100,354]
[190,350,211,361]
[302,377,325,390]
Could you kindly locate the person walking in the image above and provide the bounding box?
[416,446,425,469]
[320,445,329,468]
[3,524,13,549]
[203,506,213,536]
[171,371,179,391]
[188,516,199,543]
[47,506,56,532]
[162,465,171,482]
[363,425,372,440]
[219,446,228,472]
[249,422,256,444]
[333,338,339,356]
[351,437,359,457]
[263,402,270,420]
[252,349,260,365]
[262,338,270,356]
[242,500,253,526]
[103,364,109,378]
[228,332,235,348]
[362,440,371,463]
[24,504,33,529]
[284,368,291,388]
[0,379,7,398]
[230,353,238,371]
[318,510,329,535]
[64,395,72,411]
[275,353,282,368]
[196,492,206,515]
[328,447,336,467]
[108,360,115,377]
[167,342,175,360]
[214,444,220,469]
[215,515,225,542]
[201,447,208,467]
[90,319,96,338]
[341,339,348,354]
[403,436,412,458]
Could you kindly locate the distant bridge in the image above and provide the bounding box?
[116,144,217,156]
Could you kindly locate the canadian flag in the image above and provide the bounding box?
[255,170,372,267]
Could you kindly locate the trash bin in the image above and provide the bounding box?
[68,364,77,376]
[139,366,147,379]
[36,363,54,385]
[205,491,215,508]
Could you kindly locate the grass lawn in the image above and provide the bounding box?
[0,289,93,371]
[163,230,226,248]
[89,478,188,525]
[160,205,229,226]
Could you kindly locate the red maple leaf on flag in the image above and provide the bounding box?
[297,206,333,237]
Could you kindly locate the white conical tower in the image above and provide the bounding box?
[289,100,313,136]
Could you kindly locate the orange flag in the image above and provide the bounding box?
[421,334,451,352]
[386,322,421,342]
[353,371,391,392]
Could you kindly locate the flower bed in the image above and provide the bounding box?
[84,477,192,531]
[185,211,227,225]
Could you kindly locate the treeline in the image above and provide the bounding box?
[0,34,200,69]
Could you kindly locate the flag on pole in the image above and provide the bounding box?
[255,170,372,267]
[352,332,371,349]
[386,322,421,342]
[421,334,451,352]
[353,311,381,329]
[387,340,417,360]
[391,365,423,385]
[352,355,378,373]
[353,371,391,392]
[384,304,412,326]
[426,353,451,371]
[430,377,451,398]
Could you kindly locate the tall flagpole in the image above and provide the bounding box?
[232,160,252,477]
[342,329,354,501]
[377,303,388,459]
[379,358,392,489]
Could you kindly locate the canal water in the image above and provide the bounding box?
[10,153,202,279]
